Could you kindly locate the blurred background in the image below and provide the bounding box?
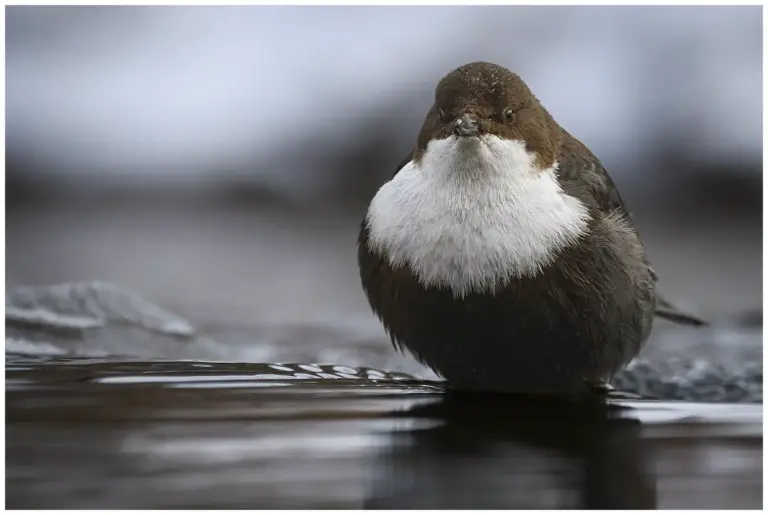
[5,5,762,367]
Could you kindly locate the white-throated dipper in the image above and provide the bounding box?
[357,62,706,394]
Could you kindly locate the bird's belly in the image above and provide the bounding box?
[367,256,651,393]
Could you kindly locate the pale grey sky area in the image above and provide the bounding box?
[6,6,762,197]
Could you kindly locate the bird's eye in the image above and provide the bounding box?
[437,108,446,123]
[502,107,518,124]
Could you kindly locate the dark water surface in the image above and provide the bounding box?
[6,354,762,509]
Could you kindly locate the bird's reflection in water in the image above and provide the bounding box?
[366,393,656,509]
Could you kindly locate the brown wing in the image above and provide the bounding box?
[558,129,638,232]
[558,130,707,326]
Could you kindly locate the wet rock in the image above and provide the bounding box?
[614,355,762,403]
[5,281,231,360]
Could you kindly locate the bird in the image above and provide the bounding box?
[357,61,706,395]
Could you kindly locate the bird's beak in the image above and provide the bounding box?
[452,114,480,137]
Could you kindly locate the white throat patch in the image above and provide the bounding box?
[365,135,591,297]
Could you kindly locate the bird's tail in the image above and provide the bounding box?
[655,295,708,327]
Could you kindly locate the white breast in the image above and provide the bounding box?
[365,135,591,298]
